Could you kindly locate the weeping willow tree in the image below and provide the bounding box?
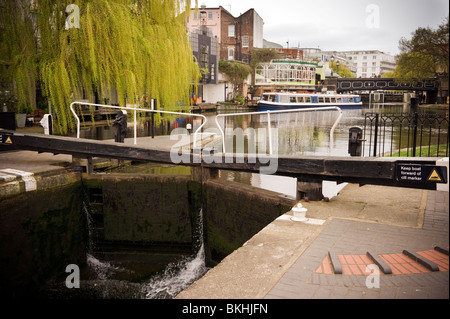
[1,0,200,134]
[0,0,38,113]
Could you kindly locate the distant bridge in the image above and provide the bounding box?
[337,78,439,92]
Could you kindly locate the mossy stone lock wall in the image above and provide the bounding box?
[0,181,85,297]
[204,179,295,264]
[97,174,193,243]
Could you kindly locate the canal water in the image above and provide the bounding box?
[74,101,430,156]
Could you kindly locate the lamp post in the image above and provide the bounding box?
[200,10,207,25]
[330,56,334,76]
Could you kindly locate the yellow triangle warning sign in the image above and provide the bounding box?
[428,169,442,182]
[5,137,12,144]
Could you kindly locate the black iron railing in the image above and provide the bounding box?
[363,112,449,157]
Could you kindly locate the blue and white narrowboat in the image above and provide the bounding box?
[257,92,362,110]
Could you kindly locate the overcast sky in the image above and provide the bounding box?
[198,0,449,55]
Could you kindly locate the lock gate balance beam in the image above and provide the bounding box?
[0,129,447,191]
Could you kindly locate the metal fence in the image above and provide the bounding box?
[363,112,449,157]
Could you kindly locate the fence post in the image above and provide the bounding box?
[373,113,379,157]
[412,112,419,157]
[151,99,157,139]
[267,112,273,155]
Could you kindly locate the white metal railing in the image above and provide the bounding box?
[215,107,343,154]
[69,101,207,147]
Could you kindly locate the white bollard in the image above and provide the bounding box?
[291,202,308,222]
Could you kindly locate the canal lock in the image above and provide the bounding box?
[78,166,295,298]
[1,162,295,298]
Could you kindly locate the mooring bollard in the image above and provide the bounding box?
[291,203,308,222]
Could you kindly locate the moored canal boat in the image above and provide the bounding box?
[257,92,362,110]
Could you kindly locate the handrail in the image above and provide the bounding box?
[69,101,207,147]
[215,107,343,154]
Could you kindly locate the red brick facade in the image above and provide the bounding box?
[218,7,260,63]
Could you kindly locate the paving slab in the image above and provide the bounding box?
[0,150,72,174]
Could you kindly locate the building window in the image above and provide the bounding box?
[228,47,234,60]
[208,12,212,19]
[228,25,235,37]
[363,56,367,60]
[201,45,209,63]
[242,35,249,48]
[372,62,377,67]
[210,64,215,80]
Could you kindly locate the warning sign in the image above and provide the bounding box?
[428,169,442,182]
[397,164,447,184]
[0,133,13,144]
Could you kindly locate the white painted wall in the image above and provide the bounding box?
[253,11,264,48]
[203,83,226,103]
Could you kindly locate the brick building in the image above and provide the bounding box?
[186,5,264,102]
[186,5,264,63]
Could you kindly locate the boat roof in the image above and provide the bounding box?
[262,92,360,96]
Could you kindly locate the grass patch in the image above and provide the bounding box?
[388,144,449,157]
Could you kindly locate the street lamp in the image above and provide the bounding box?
[200,10,207,25]
[330,56,334,76]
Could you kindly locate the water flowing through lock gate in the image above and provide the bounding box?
[84,199,208,299]
[141,209,207,299]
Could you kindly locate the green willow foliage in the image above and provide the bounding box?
[0,0,38,114]
[1,0,200,134]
